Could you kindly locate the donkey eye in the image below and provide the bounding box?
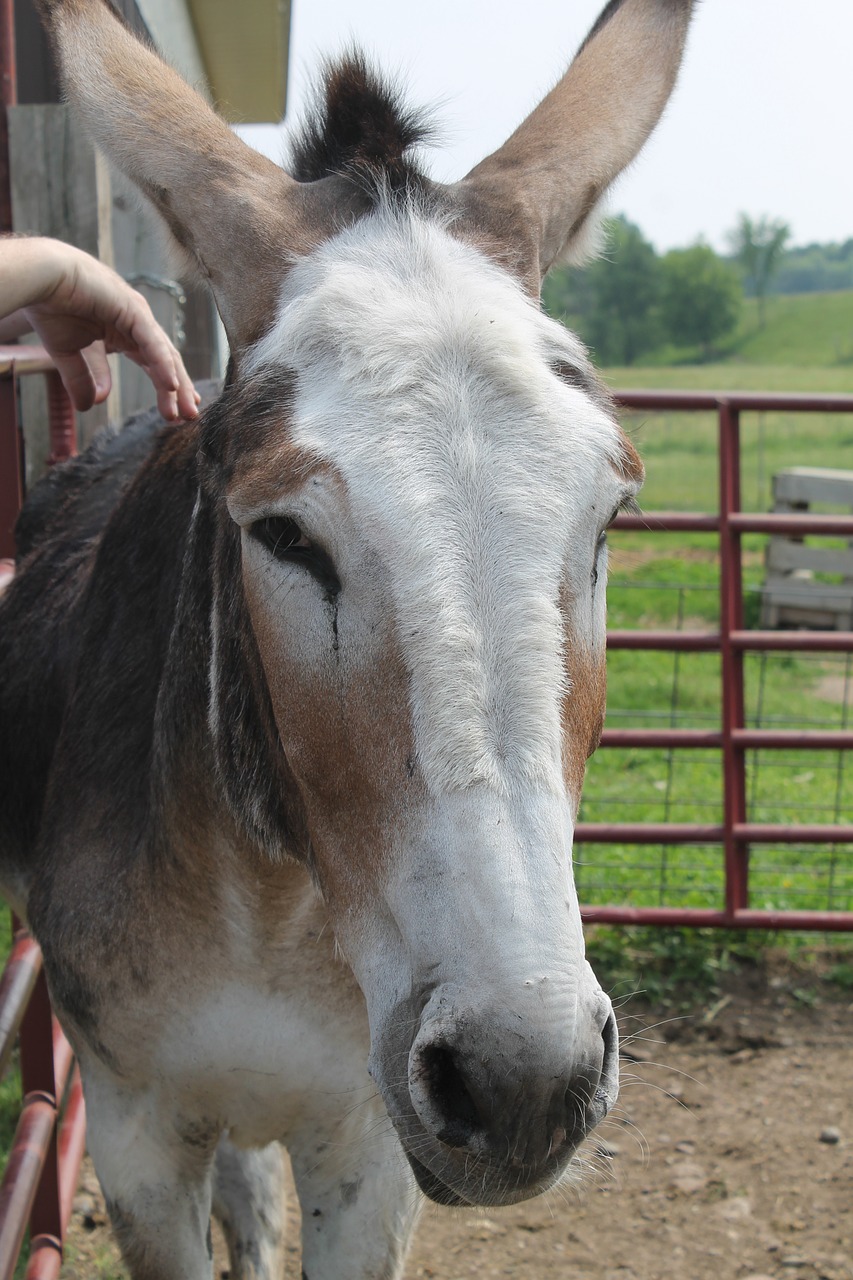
[249,516,342,600]
[592,507,620,560]
[591,529,608,591]
[250,516,309,558]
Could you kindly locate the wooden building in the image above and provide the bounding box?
[9,0,291,478]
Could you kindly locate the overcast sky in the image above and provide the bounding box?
[237,0,851,255]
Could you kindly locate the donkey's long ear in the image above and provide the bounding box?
[454,0,694,288]
[37,0,319,352]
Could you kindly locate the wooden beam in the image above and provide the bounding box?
[7,103,119,468]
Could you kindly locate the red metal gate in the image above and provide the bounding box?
[579,390,853,932]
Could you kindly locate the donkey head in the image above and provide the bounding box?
[41,0,693,1207]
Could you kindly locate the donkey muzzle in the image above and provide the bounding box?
[385,982,619,1205]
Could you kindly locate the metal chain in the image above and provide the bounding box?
[126,273,187,350]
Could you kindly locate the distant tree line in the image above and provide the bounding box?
[727,218,853,297]
[769,239,853,295]
[543,216,743,365]
[543,211,852,365]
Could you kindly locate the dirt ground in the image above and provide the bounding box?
[62,965,852,1280]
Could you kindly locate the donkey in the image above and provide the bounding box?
[0,1,694,1275]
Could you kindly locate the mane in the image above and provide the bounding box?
[288,52,435,191]
[13,382,221,561]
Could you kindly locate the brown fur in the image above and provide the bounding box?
[243,498,421,916]
[558,578,610,812]
[614,429,646,486]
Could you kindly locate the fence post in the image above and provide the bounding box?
[718,400,749,920]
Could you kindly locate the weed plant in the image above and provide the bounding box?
[586,924,853,1014]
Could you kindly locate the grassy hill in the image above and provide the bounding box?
[570,289,853,371]
[731,290,853,366]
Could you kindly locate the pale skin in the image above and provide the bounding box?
[0,235,199,421]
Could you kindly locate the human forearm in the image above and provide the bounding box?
[0,237,67,318]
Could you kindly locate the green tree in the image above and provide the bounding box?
[660,243,742,358]
[543,215,661,365]
[727,213,790,327]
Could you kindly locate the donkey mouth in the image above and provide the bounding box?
[401,1133,576,1208]
[393,1003,619,1206]
[405,1152,470,1207]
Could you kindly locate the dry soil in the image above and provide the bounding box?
[62,965,852,1280]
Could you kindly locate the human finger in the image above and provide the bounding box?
[117,294,198,420]
[123,330,198,421]
[81,341,112,404]
[51,350,98,411]
[176,370,201,421]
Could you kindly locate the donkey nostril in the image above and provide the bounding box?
[559,1012,617,1142]
[586,1009,619,1126]
[601,1010,618,1088]
[418,1044,483,1149]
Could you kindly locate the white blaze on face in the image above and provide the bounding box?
[246,208,628,805]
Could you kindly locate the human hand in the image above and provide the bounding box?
[0,237,200,420]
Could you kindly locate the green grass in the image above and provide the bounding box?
[577,597,853,914]
[734,292,853,366]
[603,362,853,515]
[585,924,853,1013]
[575,363,853,916]
[0,1064,22,1178]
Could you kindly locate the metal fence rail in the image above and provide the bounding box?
[0,924,85,1280]
[578,390,853,931]
[1,2,88,1264]
[0,346,83,1278]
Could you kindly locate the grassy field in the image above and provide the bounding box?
[574,359,853,915]
[553,286,853,370]
[605,361,853,513]
[631,289,853,369]
[734,291,853,366]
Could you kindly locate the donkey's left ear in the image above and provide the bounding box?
[453,0,695,289]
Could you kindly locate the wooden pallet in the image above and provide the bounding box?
[761,467,853,630]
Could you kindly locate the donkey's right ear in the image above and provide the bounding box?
[453,0,695,292]
[36,0,326,353]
